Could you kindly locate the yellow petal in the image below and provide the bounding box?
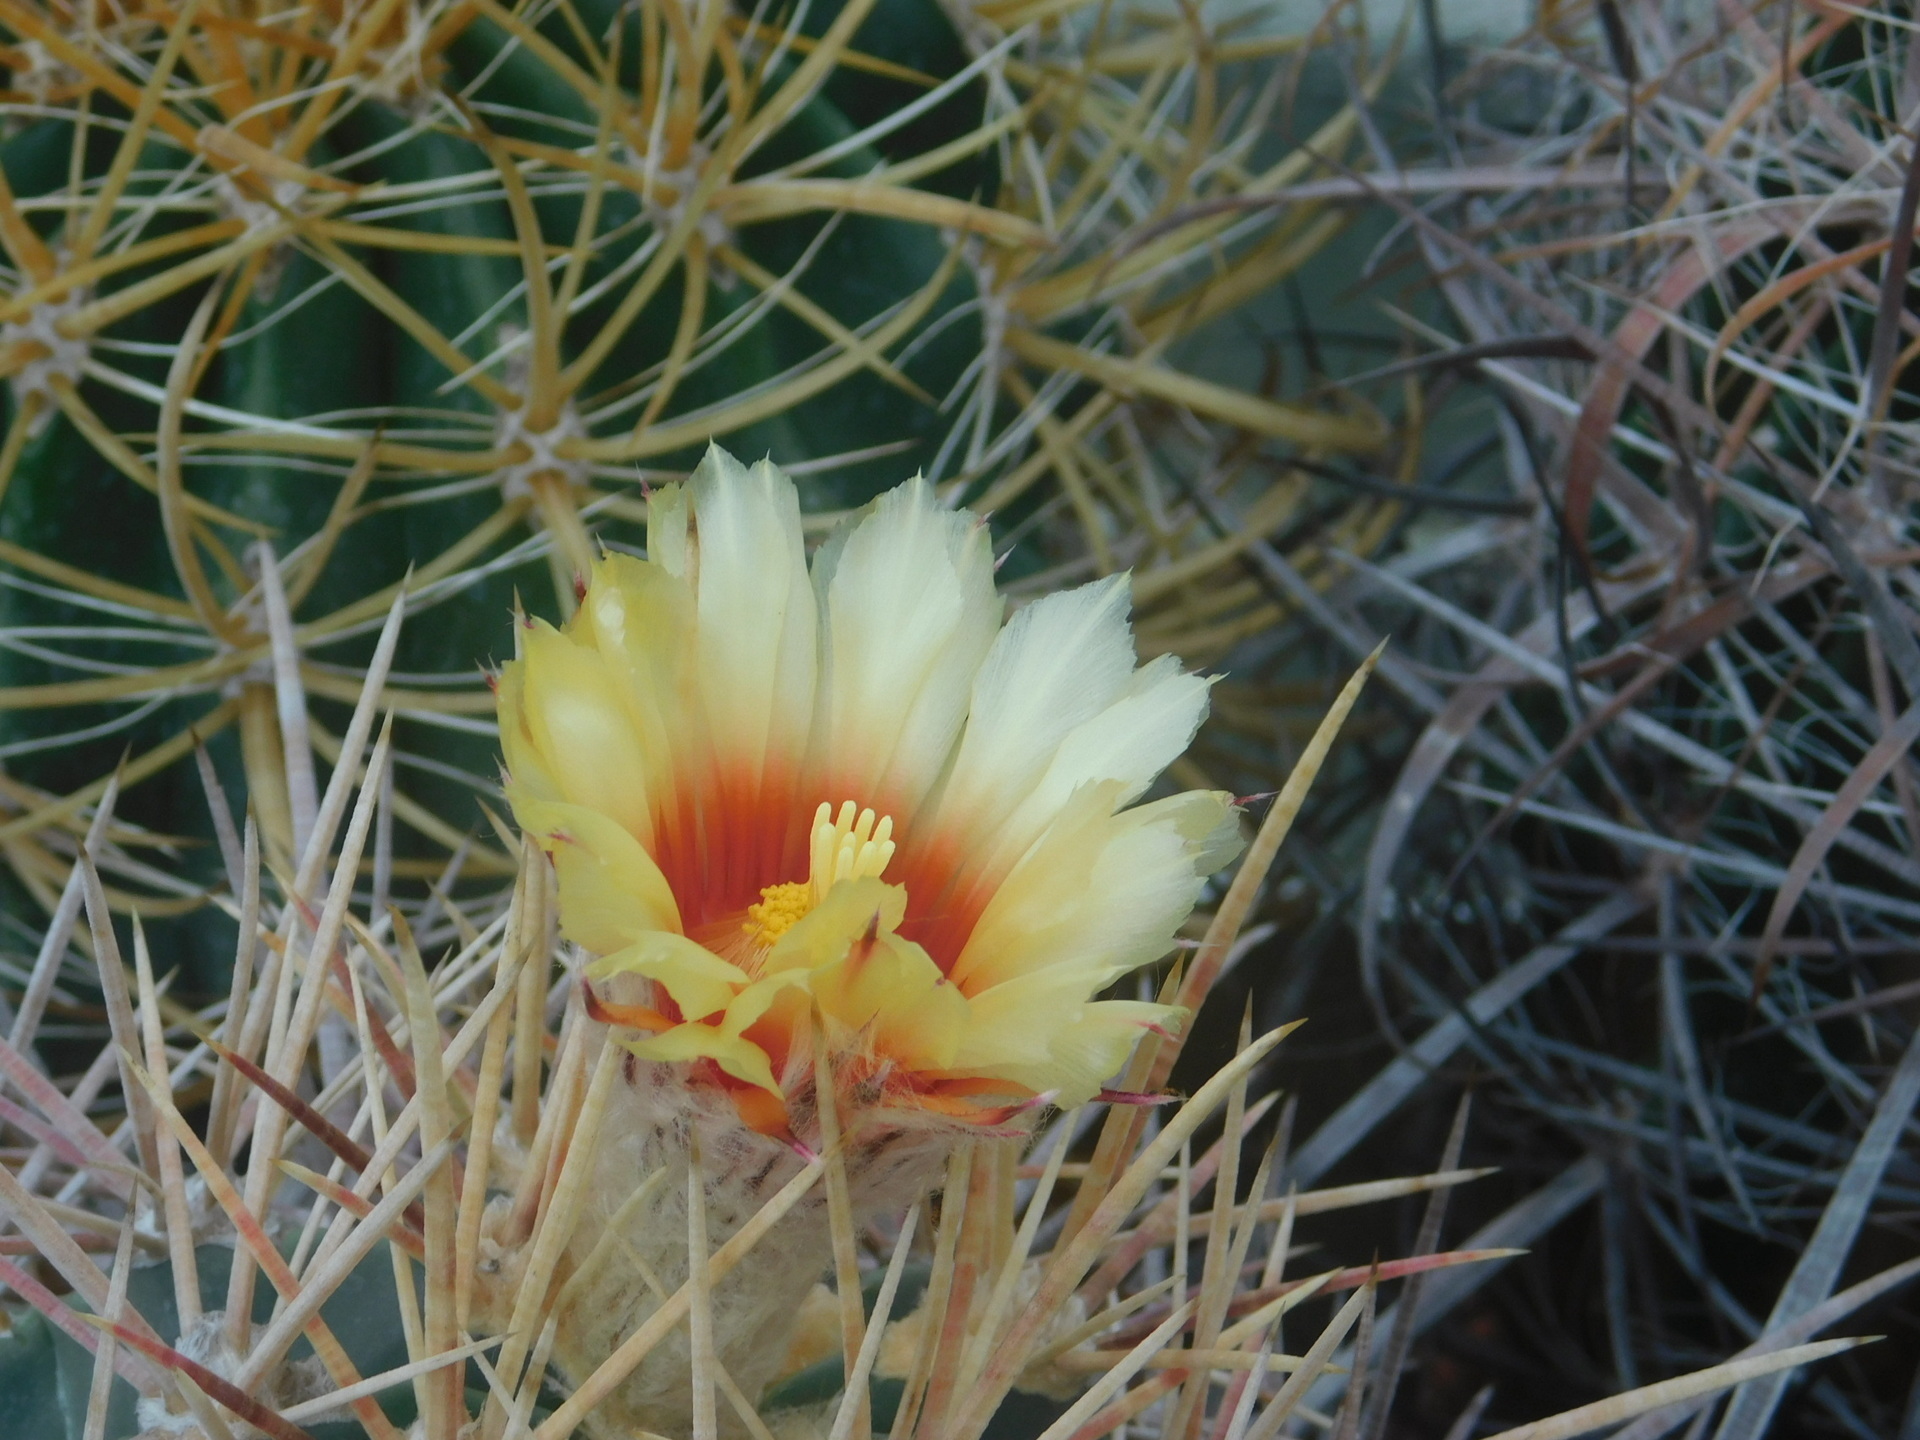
[764,877,908,975]
[950,967,1182,1104]
[515,619,656,845]
[496,649,562,806]
[573,552,695,816]
[509,791,681,951]
[1038,1000,1185,1102]
[723,969,815,1035]
[589,933,748,1021]
[813,932,967,1071]
[625,1022,779,1094]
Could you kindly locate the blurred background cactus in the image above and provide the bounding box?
[1191,1,1920,1433]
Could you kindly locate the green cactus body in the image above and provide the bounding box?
[0,0,995,1013]
[0,7,1397,1439]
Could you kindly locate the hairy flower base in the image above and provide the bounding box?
[479,1045,968,1438]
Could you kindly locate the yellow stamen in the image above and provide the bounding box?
[741,800,897,946]
[808,800,895,905]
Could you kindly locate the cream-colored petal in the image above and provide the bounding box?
[510,791,681,951]
[685,446,817,786]
[917,581,1216,905]
[948,786,1239,995]
[995,656,1213,858]
[948,967,1181,1104]
[926,576,1136,839]
[646,478,691,578]
[811,477,1000,818]
[1160,786,1247,877]
[589,933,749,1021]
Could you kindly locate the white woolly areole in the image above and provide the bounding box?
[349,10,439,105]
[212,173,311,236]
[627,146,736,252]
[132,1311,333,1438]
[495,400,589,500]
[7,40,80,107]
[3,289,88,426]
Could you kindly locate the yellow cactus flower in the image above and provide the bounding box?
[499,444,1241,1140]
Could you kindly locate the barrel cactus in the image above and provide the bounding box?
[0,449,1854,1440]
[0,4,1397,1433]
[0,3,1874,1438]
[0,0,1394,1004]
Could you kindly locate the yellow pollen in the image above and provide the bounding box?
[741,801,897,946]
[743,881,812,946]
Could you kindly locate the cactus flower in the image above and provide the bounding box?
[490,446,1244,1435]
[499,444,1240,1144]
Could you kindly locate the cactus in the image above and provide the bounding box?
[0,451,1867,1440]
[0,0,1398,1008]
[0,4,1885,1438]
